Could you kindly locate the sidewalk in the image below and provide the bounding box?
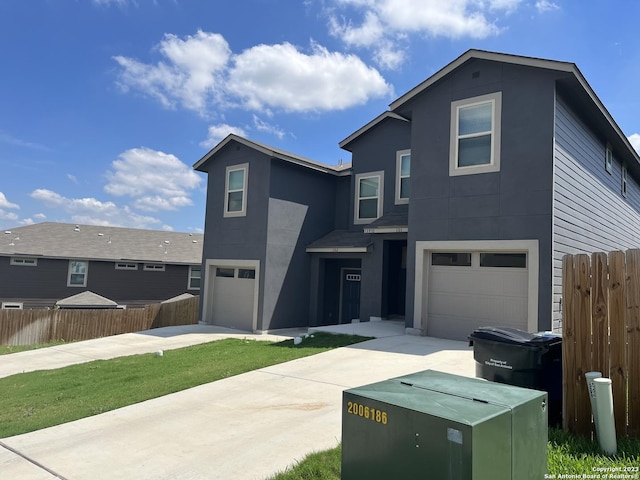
[0,322,475,480]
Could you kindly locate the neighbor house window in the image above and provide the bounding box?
[450,92,502,176]
[68,260,88,287]
[622,165,628,197]
[188,266,201,290]
[144,263,165,271]
[355,171,384,224]
[224,163,248,217]
[605,143,613,174]
[10,257,37,266]
[395,150,411,204]
[115,262,138,270]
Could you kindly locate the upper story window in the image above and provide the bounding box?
[622,165,628,197]
[605,143,613,174]
[10,257,37,266]
[68,260,88,287]
[395,150,411,204]
[144,263,165,271]
[355,171,384,224]
[115,262,138,270]
[224,163,248,217]
[450,92,502,176]
[188,266,201,290]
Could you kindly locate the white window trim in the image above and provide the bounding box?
[605,143,613,174]
[622,165,628,197]
[354,171,384,225]
[144,263,165,271]
[188,265,201,290]
[115,262,138,270]
[10,257,37,266]
[224,163,249,218]
[2,302,23,310]
[67,260,88,287]
[449,92,502,177]
[395,149,410,205]
[412,240,538,336]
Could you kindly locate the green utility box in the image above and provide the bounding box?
[342,370,547,480]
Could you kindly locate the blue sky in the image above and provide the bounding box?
[1,0,639,233]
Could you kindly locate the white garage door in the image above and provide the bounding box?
[427,251,528,341]
[210,266,256,331]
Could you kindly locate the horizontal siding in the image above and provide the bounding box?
[553,95,640,331]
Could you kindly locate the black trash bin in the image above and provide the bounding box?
[468,326,562,426]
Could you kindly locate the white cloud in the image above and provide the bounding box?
[253,115,286,139]
[0,192,19,210]
[200,123,249,149]
[227,42,391,112]
[328,0,523,68]
[0,131,50,151]
[104,147,202,211]
[92,0,136,7]
[629,133,640,154]
[535,0,560,12]
[0,210,18,222]
[67,174,78,184]
[114,30,231,113]
[30,189,162,228]
[114,32,391,115]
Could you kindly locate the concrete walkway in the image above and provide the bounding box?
[0,322,475,480]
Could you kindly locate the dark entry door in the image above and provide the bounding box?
[341,269,361,324]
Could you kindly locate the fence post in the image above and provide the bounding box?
[608,251,628,437]
[574,254,593,436]
[591,252,609,379]
[626,249,640,437]
[562,254,577,433]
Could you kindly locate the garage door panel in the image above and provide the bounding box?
[427,251,528,341]
[210,267,256,331]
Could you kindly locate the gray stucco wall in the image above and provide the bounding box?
[199,143,271,324]
[553,94,640,331]
[401,60,557,331]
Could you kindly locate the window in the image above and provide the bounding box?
[431,252,472,267]
[224,163,248,217]
[480,253,527,268]
[1,302,23,310]
[238,268,255,279]
[605,144,613,174]
[355,171,383,224]
[216,267,235,278]
[115,262,138,270]
[144,263,165,271]
[188,266,201,289]
[622,165,628,197]
[68,260,88,287]
[10,257,37,266]
[450,92,502,176]
[395,150,411,204]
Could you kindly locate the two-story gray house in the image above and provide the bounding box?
[194,49,640,340]
[0,222,203,309]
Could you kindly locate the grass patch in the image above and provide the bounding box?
[268,430,640,479]
[0,332,370,438]
[0,340,69,356]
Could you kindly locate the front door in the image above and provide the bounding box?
[340,268,361,324]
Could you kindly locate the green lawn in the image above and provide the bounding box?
[268,430,640,479]
[0,340,69,355]
[0,332,370,438]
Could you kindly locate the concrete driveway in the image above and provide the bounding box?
[0,322,474,480]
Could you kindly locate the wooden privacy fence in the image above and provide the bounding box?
[563,251,640,437]
[0,295,199,346]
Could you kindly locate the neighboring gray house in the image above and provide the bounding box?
[194,49,640,340]
[0,222,203,309]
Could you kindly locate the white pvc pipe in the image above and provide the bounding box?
[585,371,602,438]
[592,378,617,455]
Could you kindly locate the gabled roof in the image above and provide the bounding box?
[339,112,409,151]
[1,222,203,264]
[193,134,351,175]
[389,49,640,169]
[56,291,118,308]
